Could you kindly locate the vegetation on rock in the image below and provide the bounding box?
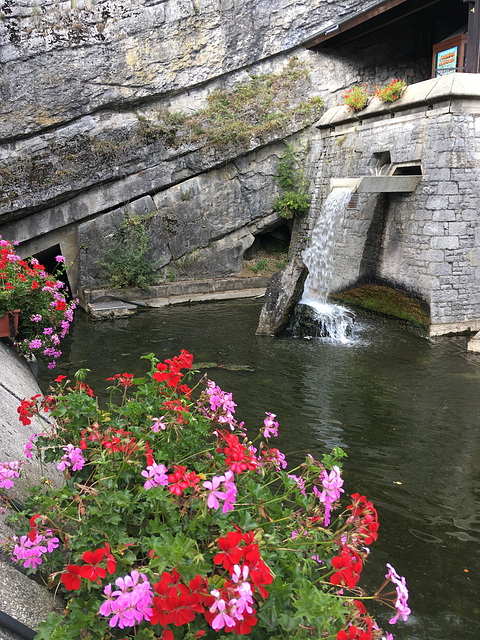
[100,212,158,290]
[331,284,429,330]
[273,141,311,220]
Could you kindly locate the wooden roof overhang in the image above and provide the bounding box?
[303,0,445,49]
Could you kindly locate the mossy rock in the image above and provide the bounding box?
[331,284,429,331]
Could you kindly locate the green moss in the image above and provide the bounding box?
[331,284,430,331]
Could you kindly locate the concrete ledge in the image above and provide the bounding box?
[430,320,480,337]
[0,342,64,635]
[357,176,422,193]
[0,559,63,633]
[467,331,480,352]
[316,74,480,129]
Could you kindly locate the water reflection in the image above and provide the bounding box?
[39,300,480,640]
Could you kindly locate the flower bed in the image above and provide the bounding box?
[2,351,410,639]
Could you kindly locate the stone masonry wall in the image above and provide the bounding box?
[310,77,480,334]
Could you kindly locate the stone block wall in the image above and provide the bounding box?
[77,142,291,287]
[310,76,480,334]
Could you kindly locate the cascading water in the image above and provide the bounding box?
[294,187,355,343]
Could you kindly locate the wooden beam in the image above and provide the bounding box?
[465,1,480,73]
[304,0,409,48]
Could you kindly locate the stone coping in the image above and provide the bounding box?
[316,73,480,128]
[430,319,480,337]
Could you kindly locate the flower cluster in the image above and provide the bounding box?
[342,84,370,111]
[57,444,86,473]
[315,464,344,527]
[201,380,242,432]
[0,236,76,368]
[384,564,411,624]
[100,570,153,629]
[342,80,407,112]
[0,351,411,640]
[374,79,406,103]
[202,470,237,513]
[0,460,24,490]
[12,529,59,570]
[61,544,117,590]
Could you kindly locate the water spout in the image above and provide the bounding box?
[297,187,355,342]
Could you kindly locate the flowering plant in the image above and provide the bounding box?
[3,351,410,639]
[374,79,406,103]
[342,85,370,112]
[0,236,77,368]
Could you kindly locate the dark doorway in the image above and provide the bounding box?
[33,244,71,297]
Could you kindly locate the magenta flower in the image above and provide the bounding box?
[209,591,235,631]
[24,434,37,459]
[57,444,85,473]
[55,255,66,263]
[221,470,237,513]
[101,570,153,629]
[205,381,238,430]
[141,462,168,490]
[203,475,227,510]
[11,531,58,569]
[314,465,344,527]
[288,473,306,495]
[0,461,23,490]
[263,412,279,438]
[151,416,166,433]
[385,563,411,624]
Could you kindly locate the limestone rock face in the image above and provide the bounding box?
[0,0,371,297]
[0,0,365,140]
[78,144,285,286]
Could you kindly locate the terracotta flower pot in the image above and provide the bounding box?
[0,309,20,338]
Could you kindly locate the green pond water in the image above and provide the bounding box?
[39,298,480,640]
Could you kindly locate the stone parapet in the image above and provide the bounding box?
[316,74,480,129]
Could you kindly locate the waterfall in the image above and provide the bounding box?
[296,187,355,342]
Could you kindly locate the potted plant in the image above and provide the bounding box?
[374,79,407,103]
[0,236,77,369]
[342,84,370,112]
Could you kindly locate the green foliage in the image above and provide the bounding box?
[141,56,323,149]
[331,283,429,330]
[1,350,406,640]
[374,78,407,103]
[342,84,369,112]
[273,142,311,219]
[101,212,157,289]
[251,258,267,273]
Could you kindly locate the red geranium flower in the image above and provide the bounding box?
[79,548,107,582]
[61,564,82,591]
